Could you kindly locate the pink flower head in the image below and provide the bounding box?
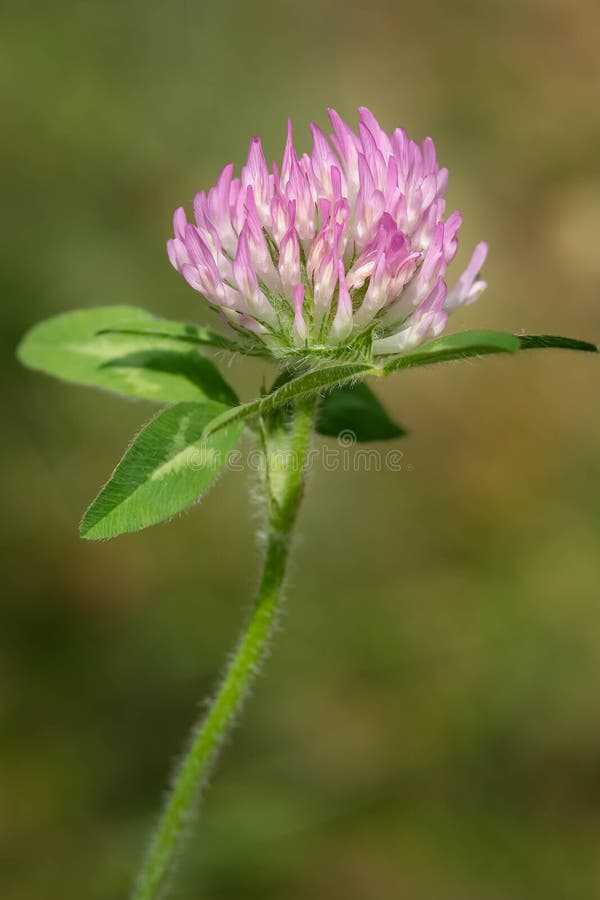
[168,108,488,358]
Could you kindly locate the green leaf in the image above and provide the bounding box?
[316,382,406,442]
[80,402,243,540]
[262,362,375,411]
[203,362,375,438]
[97,314,239,351]
[383,330,520,374]
[17,306,239,405]
[518,334,598,353]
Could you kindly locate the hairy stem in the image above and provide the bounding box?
[130,397,317,900]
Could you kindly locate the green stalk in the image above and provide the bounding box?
[130,397,317,900]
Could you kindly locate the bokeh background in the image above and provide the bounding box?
[2,0,600,897]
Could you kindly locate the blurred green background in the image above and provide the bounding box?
[2,0,600,897]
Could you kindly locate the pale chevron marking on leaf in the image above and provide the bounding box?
[80,402,244,539]
[18,306,239,405]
